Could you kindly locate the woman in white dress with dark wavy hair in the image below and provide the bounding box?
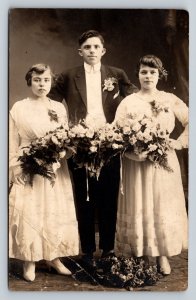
[114,55,188,275]
[9,64,79,281]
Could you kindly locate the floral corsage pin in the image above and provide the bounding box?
[103,77,120,99]
[48,109,59,122]
[150,100,169,116]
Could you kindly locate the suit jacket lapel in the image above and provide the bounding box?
[101,65,109,105]
[74,67,87,108]
[74,65,110,108]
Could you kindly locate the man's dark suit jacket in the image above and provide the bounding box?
[50,64,138,124]
[49,64,138,253]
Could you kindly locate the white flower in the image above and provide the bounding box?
[148,144,158,152]
[129,136,137,145]
[141,118,153,127]
[51,135,59,145]
[116,118,126,128]
[59,150,66,158]
[52,161,61,172]
[136,132,145,141]
[122,125,131,135]
[86,129,95,138]
[91,140,100,146]
[112,143,121,149]
[89,146,98,153]
[68,131,76,138]
[98,130,106,141]
[106,130,115,141]
[56,131,68,140]
[103,77,118,92]
[71,124,87,137]
[142,130,153,142]
[132,122,142,132]
[113,133,123,142]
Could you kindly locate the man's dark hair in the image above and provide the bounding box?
[78,30,105,46]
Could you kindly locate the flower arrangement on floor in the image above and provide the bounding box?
[96,255,161,290]
[18,125,75,186]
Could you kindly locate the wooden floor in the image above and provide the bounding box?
[8,250,188,292]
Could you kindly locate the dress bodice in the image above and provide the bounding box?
[10,98,67,146]
[9,98,68,169]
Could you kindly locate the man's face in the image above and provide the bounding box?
[78,37,106,65]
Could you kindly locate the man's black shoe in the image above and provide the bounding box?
[80,254,97,271]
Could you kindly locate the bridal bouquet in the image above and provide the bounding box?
[113,113,173,171]
[68,119,109,179]
[18,125,75,186]
[68,112,173,180]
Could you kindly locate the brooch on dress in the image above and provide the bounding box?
[150,100,169,116]
[48,109,58,122]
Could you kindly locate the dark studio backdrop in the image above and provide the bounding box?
[8,8,189,203]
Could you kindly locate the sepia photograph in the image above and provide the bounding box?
[8,8,188,292]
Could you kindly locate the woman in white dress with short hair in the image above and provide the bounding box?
[114,55,188,275]
[9,63,79,281]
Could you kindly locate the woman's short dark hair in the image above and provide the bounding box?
[78,30,105,46]
[25,63,55,86]
[136,55,168,80]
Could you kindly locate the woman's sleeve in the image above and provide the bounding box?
[57,102,68,126]
[171,94,189,148]
[119,69,139,97]
[9,111,21,183]
[114,99,127,122]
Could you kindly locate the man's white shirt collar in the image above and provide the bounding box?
[84,62,101,73]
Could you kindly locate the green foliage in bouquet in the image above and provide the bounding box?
[18,125,75,186]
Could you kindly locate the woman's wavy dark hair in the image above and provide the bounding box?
[25,63,55,86]
[136,55,168,80]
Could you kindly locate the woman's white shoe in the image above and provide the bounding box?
[157,256,171,275]
[23,261,36,282]
[46,258,71,275]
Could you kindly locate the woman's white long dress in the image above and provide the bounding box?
[9,98,79,261]
[114,91,188,257]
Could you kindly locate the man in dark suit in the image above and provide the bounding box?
[50,30,137,268]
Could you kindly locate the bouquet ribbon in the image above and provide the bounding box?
[86,166,90,201]
[120,153,124,195]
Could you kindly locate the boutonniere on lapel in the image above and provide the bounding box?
[103,77,120,99]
